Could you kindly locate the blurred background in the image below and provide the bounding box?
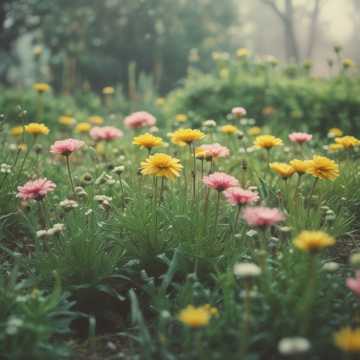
[0,0,358,94]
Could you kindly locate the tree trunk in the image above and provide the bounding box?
[306,0,321,59]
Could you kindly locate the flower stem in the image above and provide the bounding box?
[65,155,76,195]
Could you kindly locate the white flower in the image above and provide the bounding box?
[112,166,125,175]
[350,252,360,266]
[202,119,217,128]
[6,316,24,335]
[59,199,78,209]
[0,163,11,174]
[322,262,339,272]
[278,337,310,355]
[233,262,261,278]
[36,230,48,239]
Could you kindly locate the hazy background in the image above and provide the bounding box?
[0,0,358,94]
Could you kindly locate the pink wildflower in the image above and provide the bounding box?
[90,126,123,141]
[203,172,239,192]
[17,178,56,201]
[50,138,84,156]
[202,143,230,159]
[224,187,259,206]
[232,107,247,118]
[124,111,156,129]
[288,132,312,144]
[242,206,285,227]
[346,271,360,297]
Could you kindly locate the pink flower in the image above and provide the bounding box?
[346,271,360,297]
[50,138,84,156]
[124,111,156,129]
[232,107,247,118]
[224,187,259,206]
[17,178,56,201]
[203,172,239,192]
[90,126,123,141]
[242,206,285,227]
[288,132,312,144]
[202,143,230,159]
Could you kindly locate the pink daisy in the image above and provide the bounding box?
[242,206,285,227]
[224,187,259,206]
[90,126,123,141]
[202,143,230,159]
[346,271,360,297]
[50,138,84,156]
[124,111,156,129]
[203,172,239,192]
[288,132,312,144]
[17,178,56,201]
[232,106,247,118]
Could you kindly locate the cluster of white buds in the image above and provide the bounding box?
[112,165,125,175]
[233,262,262,279]
[36,223,65,239]
[75,186,87,198]
[95,172,116,185]
[94,195,112,209]
[202,119,217,129]
[0,163,11,174]
[59,199,79,210]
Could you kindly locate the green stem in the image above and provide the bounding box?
[65,155,76,195]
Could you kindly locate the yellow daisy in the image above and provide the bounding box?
[171,128,205,146]
[24,122,49,136]
[306,155,340,180]
[141,153,183,179]
[293,231,335,253]
[133,133,164,150]
[254,135,283,149]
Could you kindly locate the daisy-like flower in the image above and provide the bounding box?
[346,271,360,297]
[248,127,261,136]
[33,83,50,93]
[328,128,343,138]
[198,143,230,160]
[75,122,92,133]
[10,126,24,137]
[328,143,344,153]
[306,155,340,180]
[334,327,360,352]
[232,107,247,118]
[175,114,188,123]
[178,305,210,328]
[132,133,164,150]
[278,337,311,356]
[141,153,183,179]
[289,159,310,175]
[254,135,283,149]
[203,172,239,192]
[269,162,295,179]
[288,132,312,144]
[58,116,76,126]
[88,116,104,126]
[335,136,360,149]
[24,123,49,136]
[171,128,205,146]
[242,206,285,227]
[220,124,238,135]
[17,178,56,201]
[50,138,84,156]
[102,86,114,95]
[233,262,262,278]
[293,230,335,252]
[90,126,123,141]
[224,187,259,206]
[124,111,156,129]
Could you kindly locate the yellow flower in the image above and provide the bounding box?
[133,133,164,149]
[343,58,354,69]
[195,146,207,160]
[289,159,310,175]
[293,231,335,252]
[328,143,344,153]
[18,143,28,152]
[178,305,210,328]
[335,327,360,352]
[141,153,183,179]
[236,48,251,58]
[33,83,50,93]
[220,124,238,135]
[201,304,219,317]
[10,126,24,137]
[248,127,262,136]
[335,136,360,149]
[171,128,205,146]
[306,155,340,180]
[269,162,295,179]
[156,97,165,107]
[75,122,92,133]
[24,122,49,136]
[254,135,283,149]
[328,128,343,138]
[58,116,76,126]
[88,116,104,125]
[175,114,188,123]
[102,86,114,95]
